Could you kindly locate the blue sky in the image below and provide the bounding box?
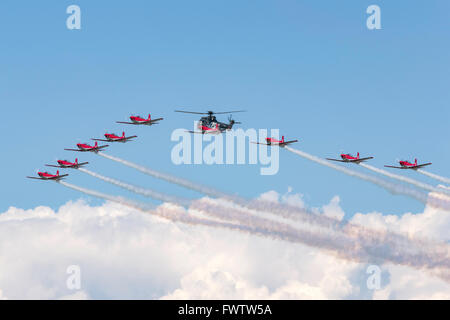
[1,0,449,217]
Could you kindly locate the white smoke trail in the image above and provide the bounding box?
[97,152,227,198]
[100,150,450,222]
[77,167,428,253]
[78,168,189,205]
[284,147,450,211]
[417,169,450,185]
[79,165,336,229]
[97,152,342,225]
[58,181,154,211]
[58,180,354,253]
[58,181,251,232]
[191,198,450,279]
[359,163,450,196]
[58,181,450,282]
[285,147,426,201]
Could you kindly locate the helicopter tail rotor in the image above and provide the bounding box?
[228,115,242,126]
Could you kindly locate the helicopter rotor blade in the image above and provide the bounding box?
[174,110,209,115]
[175,109,246,115]
[212,110,246,114]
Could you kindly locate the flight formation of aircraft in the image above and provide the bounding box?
[324,153,433,169]
[26,113,162,180]
[26,110,433,180]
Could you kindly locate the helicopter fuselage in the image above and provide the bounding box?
[197,115,233,132]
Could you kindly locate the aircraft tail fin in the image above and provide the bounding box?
[148,114,151,120]
[57,170,59,176]
[357,152,360,159]
[75,158,78,164]
[282,136,284,143]
[415,158,418,166]
[122,131,125,138]
[95,141,98,147]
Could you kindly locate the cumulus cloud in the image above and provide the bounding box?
[161,254,356,300]
[258,188,305,209]
[0,191,449,299]
[321,196,345,221]
[351,205,450,241]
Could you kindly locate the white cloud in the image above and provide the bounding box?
[0,192,449,299]
[321,196,345,221]
[351,204,450,241]
[59,290,89,300]
[258,188,305,209]
[257,190,280,203]
[281,187,306,209]
[372,264,450,300]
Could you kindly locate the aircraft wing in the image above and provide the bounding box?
[91,138,110,142]
[326,158,347,162]
[251,142,269,145]
[95,145,109,150]
[350,157,374,163]
[280,140,298,146]
[384,165,407,169]
[116,121,136,125]
[124,135,138,140]
[50,174,69,180]
[355,157,374,162]
[186,130,205,134]
[150,118,163,123]
[415,163,432,169]
[26,176,44,180]
[77,162,89,167]
[64,148,84,152]
[45,164,63,168]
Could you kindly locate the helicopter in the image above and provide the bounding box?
[175,109,245,134]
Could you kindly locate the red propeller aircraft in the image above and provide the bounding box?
[116,114,163,126]
[92,131,137,143]
[326,152,374,164]
[384,159,432,170]
[64,141,109,153]
[46,158,88,169]
[252,136,298,147]
[27,170,68,181]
